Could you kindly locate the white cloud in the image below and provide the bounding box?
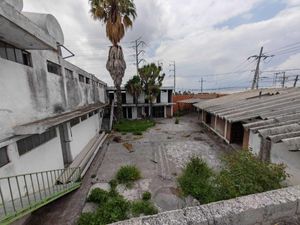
[22,0,300,91]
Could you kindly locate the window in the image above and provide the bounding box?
[79,74,85,83]
[0,146,9,167]
[0,41,32,66]
[65,68,73,79]
[70,117,80,127]
[122,93,126,104]
[47,61,61,75]
[17,128,57,156]
[88,111,94,117]
[81,114,87,121]
[86,77,90,84]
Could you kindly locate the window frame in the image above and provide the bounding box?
[0,40,32,67]
[17,127,57,156]
[47,60,62,76]
[0,146,9,168]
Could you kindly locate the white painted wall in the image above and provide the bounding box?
[138,92,145,103]
[69,113,100,160]
[0,127,64,201]
[161,90,168,103]
[271,142,300,185]
[249,132,261,156]
[126,93,133,104]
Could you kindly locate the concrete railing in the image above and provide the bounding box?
[111,185,300,225]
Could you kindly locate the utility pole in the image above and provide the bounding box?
[248,47,274,89]
[294,75,299,87]
[199,78,204,93]
[282,72,286,88]
[274,72,281,87]
[169,61,176,93]
[132,37,146,75]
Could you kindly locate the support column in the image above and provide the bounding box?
[164,106,167,118]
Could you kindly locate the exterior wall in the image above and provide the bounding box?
[242,129,250,149]
[126,92,134,104]
[0,127,64,201]
[138,92,145,104]
[0,50,106,141]
[271,142,300,185]
[111,185,300,225]
[69,112,101,160]
[248,132,261,155]
[173,93,225,113]
[215,117,225,136]
[161,90,168,103]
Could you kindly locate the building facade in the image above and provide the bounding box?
[0,0,107,180]
[107,87,174,119]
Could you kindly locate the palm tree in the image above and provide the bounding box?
[89,0,137,121]
[125,75,142,106]
[139,63,165,118]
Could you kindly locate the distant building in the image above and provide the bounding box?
[0,0,107,178]
[194,88,300,184]
[107,87,174,119]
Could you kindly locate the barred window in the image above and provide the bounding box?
[79,74,85,83]
[47,61,62,75]
[65,68,73,79]
[70,117,80,127]
[86,77,90,84]
[0,146,9,167]
[17,128,57,156]
[81,114,87,121]
[0,40,32,66]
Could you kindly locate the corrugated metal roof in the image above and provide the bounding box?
[194,87,300,144]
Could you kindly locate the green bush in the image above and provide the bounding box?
[77,212,99,225]
[109,179,118,190]
[96,195,130,224]
[215,151,287,201]
[177,157,216,204]
[131,200,158,217]
[116,165,141,187]
[177,151,287,205]
[87,188,109,205]
[142,191,151,201]
[175,117,179,124]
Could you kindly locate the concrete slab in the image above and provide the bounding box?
[92,114,232,212]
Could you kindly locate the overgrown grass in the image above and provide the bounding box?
[116,165,142,188]
[131,200,158,217]
[175,117,179,124]
[78,168,157,225]
[114,119,155,133]
[178,151,287,204]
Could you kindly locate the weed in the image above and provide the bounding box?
[142,191,151,201]
[116,165,141,188]
[109,179,118,190]
[91,174,96,179]
[175,117,179,124]
[130,200,158,217]
[87,188,109,205]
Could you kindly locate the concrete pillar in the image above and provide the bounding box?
[164,106,167,118]
[215,116,218,130]
[242,129,250,150]
[224,121,228,139]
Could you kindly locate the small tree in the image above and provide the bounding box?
[139,63,165,118]
[125,75,142,107]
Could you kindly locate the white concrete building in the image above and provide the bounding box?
[107,87,174,119]
[0,0,107,179]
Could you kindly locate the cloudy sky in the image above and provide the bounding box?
[23,0,300,92]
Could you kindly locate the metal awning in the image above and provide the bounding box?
[14,103,107,135]
[0,1,57,50]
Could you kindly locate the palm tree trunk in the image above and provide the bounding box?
[106,45,126,121]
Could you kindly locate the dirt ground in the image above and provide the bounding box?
[15,113,233,225]
[86,113,233,212]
